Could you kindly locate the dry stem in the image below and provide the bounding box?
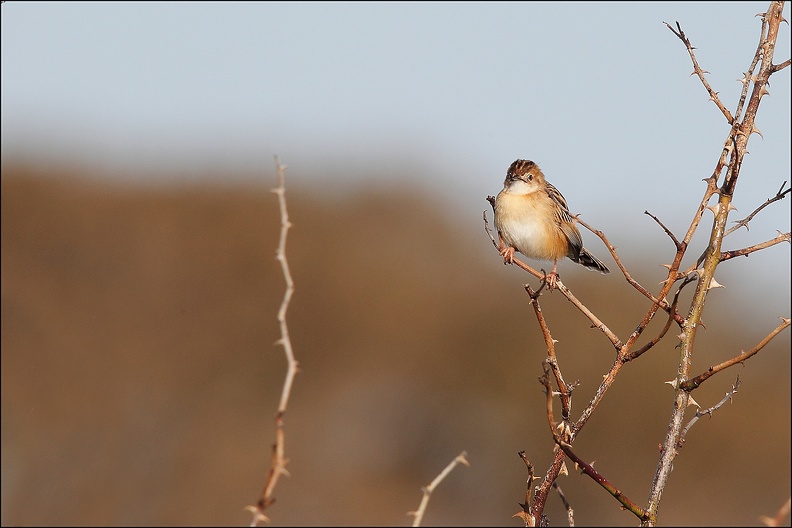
[246,157,300,526]
[409,452,469,527]
[682,318,791,391]
[678,376,741,446]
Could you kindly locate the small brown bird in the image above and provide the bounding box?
[494,159,610,289]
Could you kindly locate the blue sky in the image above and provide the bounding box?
[2,2,790,298]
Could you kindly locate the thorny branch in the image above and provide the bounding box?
[576,216,684,326]
[514,452,538,527]
[485,3,790,525]
[644,210,682,249]
[646,4,789,524]
[724,181,790,236]
[525,283,573,420]
[409,452,469,527]
[664,20,735,123]
[678,377,741,447]
[720,231,791,261]
[247,157,300,526]
[682,318,791,391]
[540,372,651,523]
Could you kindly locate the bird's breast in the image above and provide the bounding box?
[494,191,568,261]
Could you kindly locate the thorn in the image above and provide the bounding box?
[708,92,720,102]
[723,144,734,154]
[665,379,680,389]
[727,203,737,212]
[687,395,701,409]
[708,277,725,290]
[244,506,270,525]
[560,461,569,476]
[759,85,770,97]
[751,125,764,139]
[707,203,720,215]
[676,332,686,341]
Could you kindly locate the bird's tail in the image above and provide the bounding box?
[577,248,610,274]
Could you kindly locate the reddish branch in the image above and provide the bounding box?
[540,372,651,523]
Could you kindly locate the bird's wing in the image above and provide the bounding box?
[546,183,583,257]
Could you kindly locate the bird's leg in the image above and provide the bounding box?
[498,234,516,264]
[546,260,560,290]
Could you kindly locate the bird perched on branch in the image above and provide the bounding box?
[494,159,610,289]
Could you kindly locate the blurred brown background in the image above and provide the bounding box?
[2,163,790,526]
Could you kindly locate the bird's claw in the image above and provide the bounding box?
[499,246,516,264]
[541,270,559,291]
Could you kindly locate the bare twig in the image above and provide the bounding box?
[409,451,469,527]
[724,181,790,236]
[552,481,574,527]
[678,377,741,447]
[664,21,735,123]
[246,157,300,526]
[644,210,682,249]
[514,452,537,527]
[525,283,572,420]
[720,231,791,261]
[682,318,790,391]
[576,216,685,326]
[626,284,687,361]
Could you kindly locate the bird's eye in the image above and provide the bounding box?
[527,174,533,181]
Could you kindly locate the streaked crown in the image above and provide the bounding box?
[508,159,538,178]
[505,159,545,188]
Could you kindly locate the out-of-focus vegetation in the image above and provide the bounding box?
[2,164,789,526]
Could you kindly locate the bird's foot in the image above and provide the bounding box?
[542,270,559,291]
[499,245,516,264]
